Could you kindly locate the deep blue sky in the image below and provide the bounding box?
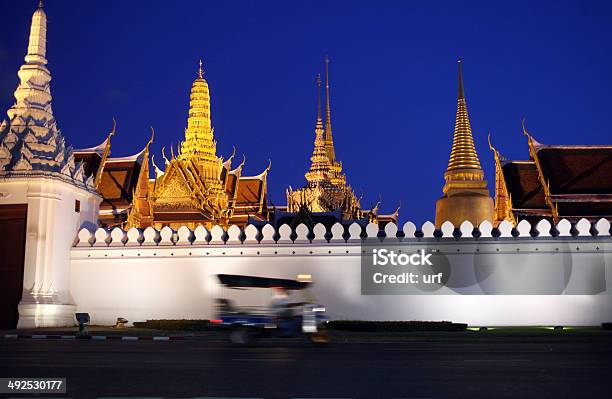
[1,1,611,224]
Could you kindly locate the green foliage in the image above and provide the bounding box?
[133,319,213,330]
[326,320,468,332]
[133,319,468,332]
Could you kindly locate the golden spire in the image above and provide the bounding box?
[324,55,336,162]
[445,59,483,174]
[435,59,494,228]
[180,60,216,162]
[316,73,323,130]
[305,74,332,184]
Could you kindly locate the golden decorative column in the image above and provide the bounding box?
[435,60,494,228]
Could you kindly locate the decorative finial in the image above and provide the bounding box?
[457,58,465,100]
[521,117,529,136]
[198,59,203,79]
[146,126,155,152]
[323,54,336,160]
[38,0,44,9]
[324,55,330,89]
[316,73,322,122]
[324,55,333,133]
[109,117,117,138]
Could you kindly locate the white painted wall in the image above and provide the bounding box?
[71,221,612,327]
[0,176,100,327]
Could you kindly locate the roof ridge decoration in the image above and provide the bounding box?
[488,133,516,225]
[523,119,559,222]
[0,2,94,190]
[230,154,246,175]
[93,118,116,189]
[246,159,272,180]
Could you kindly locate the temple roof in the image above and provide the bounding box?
[105,148,146,164]
[500,142,612,220]
[236,178,265,205]
[97,157,143,209]
[73,138,108,155]
[501,161,547,210]
[535,146,612,195]
[73,151,102,180]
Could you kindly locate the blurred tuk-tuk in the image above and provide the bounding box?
[212,274,329,345]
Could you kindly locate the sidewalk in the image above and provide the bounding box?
[2,326,612,343]
[0,326,224,341]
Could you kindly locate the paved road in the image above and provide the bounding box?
[1,335,611,398]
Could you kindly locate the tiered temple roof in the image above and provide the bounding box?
[75,62,269,228]
[490,126,612,224]
[74,123,152,227]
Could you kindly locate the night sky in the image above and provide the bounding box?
[1,1,611,224]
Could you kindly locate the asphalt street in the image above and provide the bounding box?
[1,335,611,398]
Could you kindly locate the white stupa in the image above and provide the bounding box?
[0,1,101,328]
[0,1,92,188]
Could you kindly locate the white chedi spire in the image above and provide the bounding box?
[0,2,92,189]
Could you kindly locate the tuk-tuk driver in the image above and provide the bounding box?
[270,287,291,318]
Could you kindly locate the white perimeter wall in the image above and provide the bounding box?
[70,227,612,327]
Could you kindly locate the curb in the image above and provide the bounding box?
[2,334,184,341]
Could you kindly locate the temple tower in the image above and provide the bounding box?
[435,60,494,227]
[148,61,269,228]
[180,60,217,163]
[286,59,362,219]
[304,74,333,184]
[323,56,346,187]
[0,2,101,328]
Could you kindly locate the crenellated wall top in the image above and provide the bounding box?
[74,218,611,248]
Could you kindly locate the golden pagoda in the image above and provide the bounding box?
[146,61,270,229]
[286,58,398,226]
[76,61,270,229]
[434,59,494,227]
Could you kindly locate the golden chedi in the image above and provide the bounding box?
[435,60,494,228]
